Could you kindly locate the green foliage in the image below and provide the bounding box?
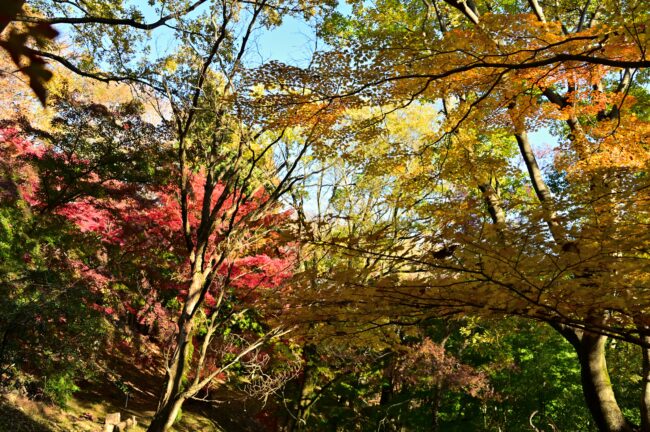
[282,320,612,432]
[3,1,650,430]
[607,340,644,427]
[43,372,80,407]
[0,131,108,404]
[463,320,594,431]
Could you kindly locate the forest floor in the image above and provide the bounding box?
[0,390,261,432]
[0,337,266,432]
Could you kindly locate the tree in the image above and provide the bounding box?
[2,1,346,429]
[3,0,650,430]
[276,1,650,430]
[1,77,319,430]
[0,124,117,406]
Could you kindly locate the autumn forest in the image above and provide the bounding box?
[0,0,649,431]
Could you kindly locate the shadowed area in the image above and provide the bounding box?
[0,400,53,432]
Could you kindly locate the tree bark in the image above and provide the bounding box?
[577,333,632,432]
[430,383,442,432]
[513,129,565,243]
[146,272,205,432]
[379,352,396,406]
[641,335,650,432]
[147,395,186,432]
[285,366,310,432]
[552,324,633,432]
[478,182,506,227]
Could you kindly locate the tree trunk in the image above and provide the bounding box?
[285,367,310,432]
[576,333,632,432]
[641,335,650,432]
[513,129,564,243]
[379,352,395,406]
[146,319,193,432]
[552,324,632,432]
[147,272,204,432]
[430,383,442,432]
[147,396,185,432]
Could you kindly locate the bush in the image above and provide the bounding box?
[44,372,80,407]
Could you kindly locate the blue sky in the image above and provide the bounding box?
[135,1,331,67]
[252,15,319,66]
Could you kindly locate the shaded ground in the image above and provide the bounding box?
[2,338,267,431]
[0,399,54,432]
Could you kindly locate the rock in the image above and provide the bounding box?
[115,415,138,431]
[104,412,120,432]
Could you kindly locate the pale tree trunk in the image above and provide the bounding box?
[508,73,633,432]
[553,324,633,432]
[578,334,632,432]
[147,396,186,432]
[147,301,285,432]
[147,271,206,432]
[478,182,506,227]
[640,334,650,432]
[146,327,192,432]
